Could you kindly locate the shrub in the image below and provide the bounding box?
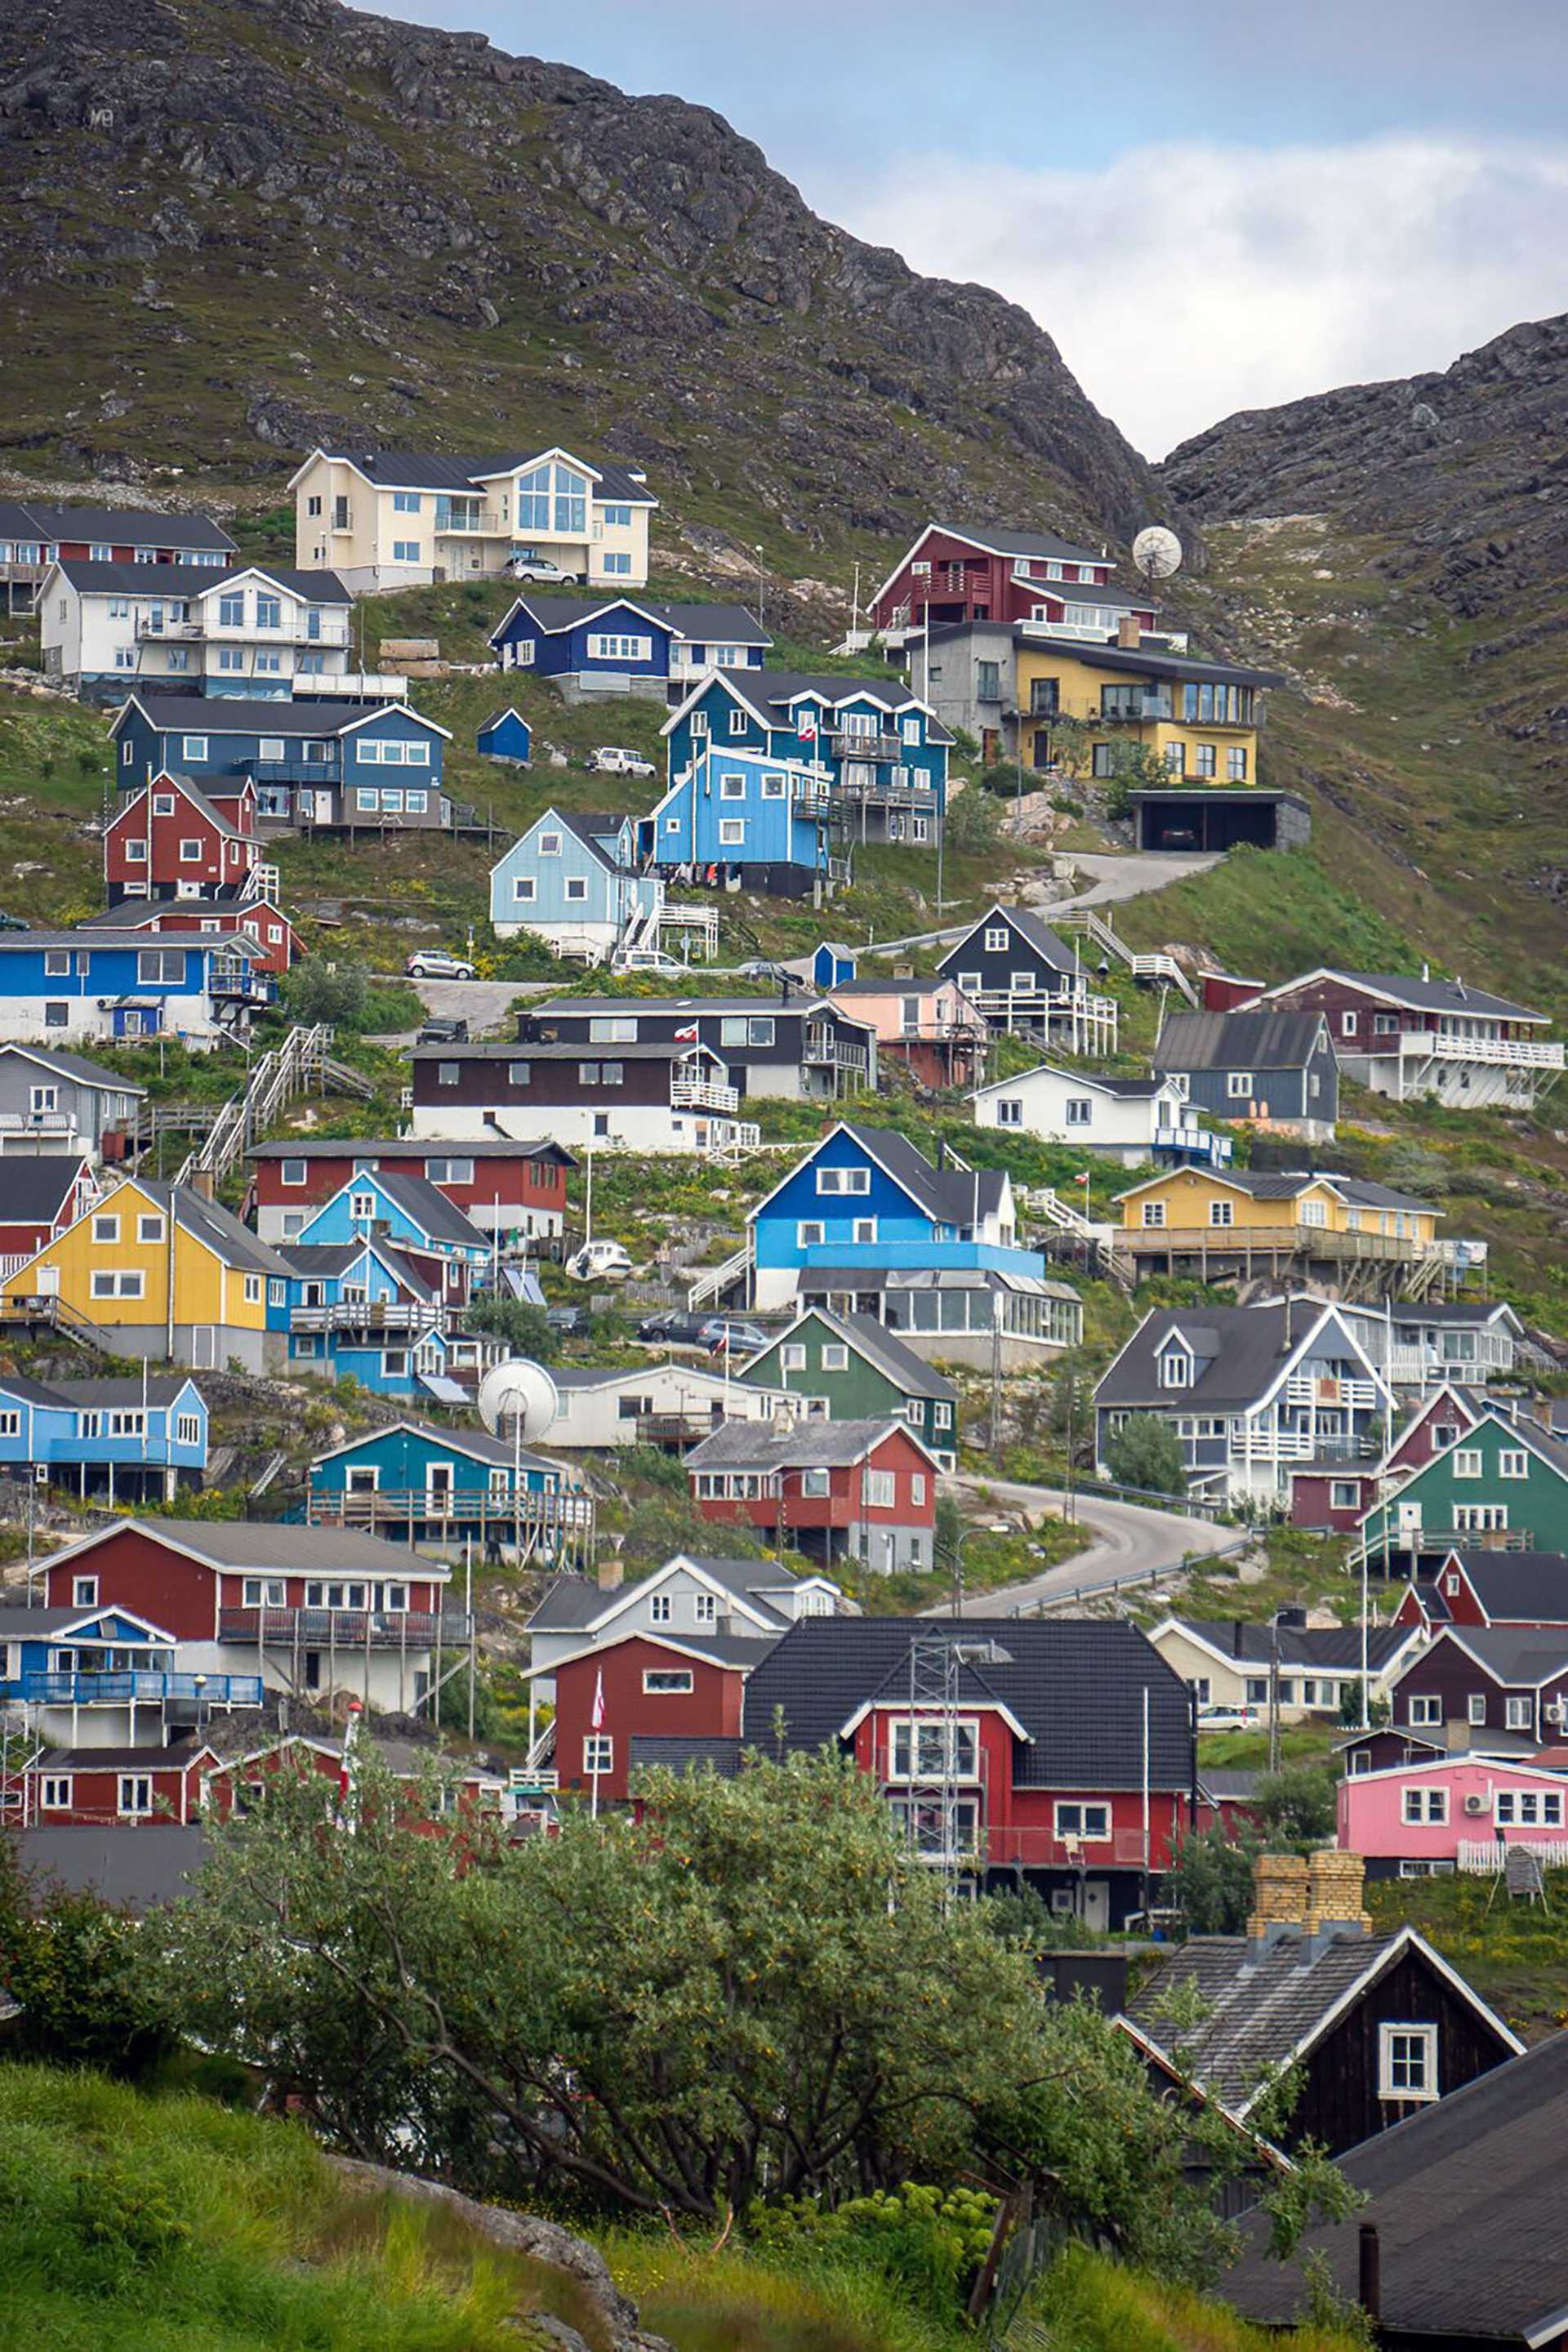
[1165,1823,1258,1934]
[1105,1414,1187,1497]
[748,2183,998,2322]
[944,783,1001,853]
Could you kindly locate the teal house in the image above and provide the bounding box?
[1357,1408,1568,1571]
[305,1419,593,1565]
[738,1307,959,1471]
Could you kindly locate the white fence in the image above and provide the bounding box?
[1456,1838,1568,1875]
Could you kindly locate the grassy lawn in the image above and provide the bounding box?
[1196,1721,1342,1771]
[1365,1866,1568,2043]
[1021,2243,1361,2352]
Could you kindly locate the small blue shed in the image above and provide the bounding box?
[813,942,858,991]
[477,707,533,767]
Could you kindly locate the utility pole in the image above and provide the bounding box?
[1267,1613,1282,1776]
[1063,1371,1076,1525]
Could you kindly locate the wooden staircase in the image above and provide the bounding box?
[1054,906,1198,1005]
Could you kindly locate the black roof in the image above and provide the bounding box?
[54,560,349,600]
[116,694,444,739]
[249,1136,572,1166]
[1426,1625,1568,1687]
[0,1157,87,1222]
[1224,2029,1568,2341]
[1096,1297,1360,1413]
[495,591,768,643]
[933,520,1107,564]
[739,1616,1194,1791]
[716,669,955,745]
[1448,1551,1568,1624]
[629,1735,744,1779]
[940,902,1080,978]
[322,447,655,506]
[11,501,236,552]
[996,630,1284,688]
[0,1042,145,1094]
[1152,1008,1328,1074]
[1174,1617,1414,1673]
[11,1824,209,1915]
[1272,968,1550,1024]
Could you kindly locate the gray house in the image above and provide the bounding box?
[0,1044,146,1158]
[524,1551,849,1687]
[1152,1009,1339,1143]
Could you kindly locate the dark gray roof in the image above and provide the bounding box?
[0,1042,145,1094]
[629,1735,744,1779]
[942,901,1080,978]
[934,520,1106,564]
[0,1604,131,1637]
[325,1417,549,1473]
[18,502,237,551]
[741,1615,1194,1792]
[136,772,249,840]
[1196,1767,1263,1802]
[1096,1297,1353,1412]
[103,1517,452,1575]
[526,1574,603,1632]
[719,669,955,746]
[1124,1167,1435,1217]
[324,447,655,506]
[833,1121,1007,1230]
[686,1416,914,1472]
[1152,1008,1327,1075]
[34,1743,200,1769]
[1428,1625,1568,1686]
[29,1374,197,1410]
[1448,1552,1568,1624]
[55,560,349,600]
[118,694,444,740]
[11,1824,208,1914]
[250,1137,569,1165]
[1127,1929,1419,2108]
[0,1157,87,1222]
[131,1181,292,1277]
[999,632,1283,688]
[1177,1618,1414,1673]
[533,991,850,1023]
[275,1242,360,1278]
[368,1167,486,1249]
[493,591,768,644]
[743,1308,956,1402]
[1312,969,1549,1023]
[1223,2029,1568,2340]
[412,1040,696,1064]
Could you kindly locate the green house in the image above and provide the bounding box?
[1358,1408,1568,1569]
[738,1307,959,1471]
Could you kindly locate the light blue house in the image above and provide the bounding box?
[0,1371,209,1503]
[305,1419,590,1563]
[489,806,663,961]
[476,706,532,765]
[109,692,452,832]
[0,1598,262,1740]
[278,1171,492,1400]
[0,928,271,1049]
[648,670,952,892]
[489,594,768,702]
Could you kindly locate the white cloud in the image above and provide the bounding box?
[806,136,1568,457]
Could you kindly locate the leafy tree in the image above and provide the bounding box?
[1105,1414,1187,1497]
[1096,740,1172,821]
[1254,1766,1339,1854]
[0,1838,172,2078]
[1163,1823,1258,1934]
[465,1296,559,1361]
[279,959,370,1030]
[943,782,1000,854]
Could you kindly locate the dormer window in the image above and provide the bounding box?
[1159,1346,1192,1388]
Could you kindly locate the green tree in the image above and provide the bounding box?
[1105,1414,1187,1497]
[1163,1823,1258,1934]
[0,1838,172,2078]
[465,1296,559,1361]
[943,782,1000,854]
[1254,1766,1339,1854]
[1096,740,1172,821]
[279,959,370,1030]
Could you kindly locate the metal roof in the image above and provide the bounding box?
[54,560,349,599]
[685,1415,909,1472]
[10,1824,208,1915]
[0,1042,145,1094]
[14,502,237,551]
[1096,1297,1358,1412]
[117,693,447,739]
[319,446,656,506]
[940,902,1080,977]
[1152,1008,1328,1074]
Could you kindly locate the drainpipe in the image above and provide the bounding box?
[166,1194,176,1361]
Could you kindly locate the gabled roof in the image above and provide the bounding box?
[1159,1616,1416,1674]
[1438,1550,1568,1626]
[983,630,1284,689]
[0,1156,90,1225]
[0,1602,179,1642]
[295,443,655,506]
[10,1823,207,1914]
[1113,1166,1438,1218]
[51,559,348,600]
[869,519,1107,608]
[489,591,767,646]
[115,769,250,841]
[249,1137,571,1166]
[0,1042,145,1094]
[1414,1624,1568,1689]
[113,693,451,742]
[1223,2029,1568,2341]
[1095,1296,1384,1414]
[309,1417,555,1477]
[145,1180,292,1276]
[18,1373,200,1411]
[740,1615,1195,1790]
[12,501,236,552]
[1261,965,1550,1025]
[525,1624,781,1681]
[528,1552,818,1640]
[686,1414,935,1475]
[973,1058,1174,1105]
[941,901,1080,977]
[46,1514,453,1579]
[1152,1009,1329,1075]
[1127,1923,1521,2114]
[345,1166,486,1250]
[740,1307,956,1402]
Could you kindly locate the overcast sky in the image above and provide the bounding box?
[380,0,1568,457]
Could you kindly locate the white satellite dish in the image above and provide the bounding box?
[1131,523,1183,583]
[478,1358,559,1447]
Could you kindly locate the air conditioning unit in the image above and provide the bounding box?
[33,1464,49,1486]
[1463,1793,1486,1815]
[1547,1699,1568,1727]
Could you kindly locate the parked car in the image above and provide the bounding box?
[706,1320,770,1358]
[546,1305,590,1337]
[638,1310,720,1348]
[506,555,580,585]
[1196,1703,1260,1733]
[0,912,29,933]
[586,746,657,778]
[566,1237,635,1284]
[416,1015,469,1045]
[407,951,476,980]
[736,958,786,980]
[610,947,688,977]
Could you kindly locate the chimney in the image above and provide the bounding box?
[1117,614,1142,651]
[1303,1849,1370,1952]
[1232,1619,1245,1659]
[597,1555,625,1593]
[1245,1853,1310,1960]
[772,1399,799,1433]
[1358,2224,1381,2323]
[191,1169,216,1201]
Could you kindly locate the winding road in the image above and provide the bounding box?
[930,1473,1238,1619]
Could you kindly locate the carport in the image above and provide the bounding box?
[1128,788,1312,853]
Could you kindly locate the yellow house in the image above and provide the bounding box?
[289,444,657,596]
[1013,634,1279,787]
[0,1177,290,1371]
[1113,1167,1441,1275]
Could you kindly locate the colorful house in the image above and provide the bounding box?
[1388,1624,1568,1750]
[1151,1009,1339,1143]
[867,523,1143,643]
[0,1154,99,1272]
[275,1170,490,1396]
[489,593,768,700]
[1290,1382,1486,1537]
[525,1552,845,1685]
[305,1419,592,1564]
[1147,1614,1420,1724]
[0,1176,292,1371]
[247,1135,572,1245]
[0,928,272,1049]
[685,1414,939,1575]
[0,1370,208,1503]
[474,706,532,765]
[1393,1549,1568,1636]
[109,693,452,831]
[937,903,1117,1054]
[738,1307,960,1471]
[78,895,301,979]
[42,561,354,702]
[1,499,234,612]
[0,1044,145,1160]
[1356,1411,1568,1572]
[541,1628,768,1806]
[488,807,663,958]
[1244,965,1564,1111]
[823,973,988,1091]
[516,988,877,1101]
[0,1598,257,1759]
[410,1038,760,1157]
[1114,1167,1443,1285]
[105,768,261,904]
[1339,1752,1568,1878]
[972,1059,1227,1167]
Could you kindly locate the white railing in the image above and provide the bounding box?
[0,1252,30,1281]
[1400,1032,1564,1070]
[0,1111,75,1134]
[1058,908,1200,1007]
[654,902,720,954]
[687,1238,753,1309]
[1457,1838,1568,1874]
[1284,1374,1379,1409]
[671,1076,740,1114]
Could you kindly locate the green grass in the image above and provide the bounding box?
[603,2228,972,2352]
[1365,1866,1568,2043]
[1020,2243,1362,2352]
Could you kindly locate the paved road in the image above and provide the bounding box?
[857,849,1222,959]
[927,1472,1238,1619]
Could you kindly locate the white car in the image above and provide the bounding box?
[506,555,579,584]
[1196,1702,1260,1733]
[611,947,688,977]
[566,1238,635,1284]
[586,746,657,778]
[406,951,476,981]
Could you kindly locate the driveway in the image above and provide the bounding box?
[375,978,560,1046]
[928,1472,1238,1618]
[858,849,1222,959]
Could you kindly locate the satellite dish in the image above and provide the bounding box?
[1131,524,1183,583]
[478,1358,559,1446]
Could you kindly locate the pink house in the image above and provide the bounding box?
[1339,1753,1568,1879]
[824,975,988,1091]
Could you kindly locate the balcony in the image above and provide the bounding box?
[254,759,340,783]
[290,1299,455,1335]
[433,505,506,535]
[305,1487,594,1539]
[830,731,904,763]
[637,1412,731,1447]
[803,1035,870,1074]
[135,617,203,641]
[1099,697,1174,724]
[210,964,274,1003]
[1125,1222,1427,1264]
[23,1669,263,1707]
[1396,1031,1565,1071]
[671,1075,741,1114]
[217,1606,471,1646]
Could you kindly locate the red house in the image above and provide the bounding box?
[0,1154,97,1267]
[40,1520,456,1717]
[24,1739,218,1827]
[1290,1385,1482,1535]
[868,523,1155,639]
[684,1417,939,1574]
[247,1136,572,1246]
[539,1628,760,1806]
[204,1731,506,1824]
[1395,1548,1568,1635]
[105,770,261,906]
[86,896,301,978]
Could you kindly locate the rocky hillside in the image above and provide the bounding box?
[0,0,1161,579]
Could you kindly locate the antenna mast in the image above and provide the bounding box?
[905,1628,963,1909]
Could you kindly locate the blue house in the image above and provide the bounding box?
[0,928,270,1049]
[648,670,952,890]
[489,594,769,702]
[489,806,663,960]
[476,706,532,766]
[305,1419,591,1563]
[0,1371,209,1503]
[278,1172,493,1399]
[812,942,858,991]
[0,1598,262,1740]
[109,693,452,832]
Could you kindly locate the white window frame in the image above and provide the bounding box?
[1054,1801,1111,1842]
[1379,2023,1437,2103]
[583,1735,612,1775]
[1408,1695,1442,1727]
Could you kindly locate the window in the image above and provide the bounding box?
[889,1719,978,1780]
[176,1412,201,1446]
[73,1576,99,1607]
[1054,1802,1110,1841]
[180,734,208,762]
[976,660,1000,702]
[506,1062,531,1087]
[241,1575,287,1607]
[1064,1098,1093,1126]
[1164,741,1185,775]
[1227,746,1248,781]
[822,1343,849,1371]
[586,634,653,662]
[582,1735,613,1775]
[1142,1200,1167,1228]
[602,503,633,528]
[136,1214,164,1244]
[125,839,147,862]
[1497,1788,1563,1826]
[178,837,204,863]
[603,550,632,576]
[91,1214,119,1245]
[1402,1787,1447,1823]
[349,1191,376,1220]
[797,1221,825,1247]
[243,1274,262,1305]
[719,772,747,799]
[1226,1071,1254,1098]
[44,950,69,978]
[391,541,421,564]
[648,1592,673,1624]
[41,1775,72,1811]
[1506,1695,1534,1731]
[1341,1010,1357,1036]
[1209,1199,1234,1227]
[982,925,1009,953]
[1452,1450,1482,1479]
[1195,742,1216,778]
[137,949,185,986]
[1159,1348,1191,1389]
[118,1775,154,1819]
[1408,1695,1442,1726]
[719,819,746,845]
[392,491,422,513]
[863,1468,895,1508]
[996,1098,1023,1127]
[693,1592,718,1626]
[1331,1481,1361,1509]
[91,1269,145,1300]
[644,1669,693,1694]
[816,1165,869,1194]
[1499,1450,1529,1479]
[1379,2025,1437,2102]
[564,876,587,902]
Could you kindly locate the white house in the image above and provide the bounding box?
[39,562,378,704]
[971,1060,1230,1168]
[525,1549,848,1685]
[548,1362,784,1451]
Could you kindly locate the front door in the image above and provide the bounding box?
[1398,1500,1423,1546]
[193,1326,216,1369]
[426,1462,453,1516]
[1080,1880,1110,1933]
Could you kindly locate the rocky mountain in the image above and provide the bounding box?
[0,0,1161,577]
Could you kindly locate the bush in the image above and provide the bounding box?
[1164,1824,1258,1934]
[0,1841,174,2078]
[465,1297,559,1361]
[1105,1414,1187,1497]
[748,2183,997,2323]
[1254,1766,1339,1853]
[944,783,1001,854]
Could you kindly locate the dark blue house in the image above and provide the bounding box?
[812,942,858,991]
[109,693,452,831]
[476,706,532,765]
[1152,1008,1339,1144]
[489,594,769,703]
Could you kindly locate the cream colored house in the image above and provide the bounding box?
[290,446,657,595]
[1147,1615,1423,1725]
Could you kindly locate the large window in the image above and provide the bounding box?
[1054,1802,1110,1841]
[516,461,588,537]
[889,1717,978,1780]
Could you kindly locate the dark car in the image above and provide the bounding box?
[706,1320,770,1358]
[546,1305,590,1337]
[0,912,28,933]
[638,1309,719,1348]
[417,1015,469,1045]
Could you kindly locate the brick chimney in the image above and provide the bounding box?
[1303,1850,1370,1952]
[190,1168,216,1200]
[1117,614,1143,651]
[597,1554,625,1592]
[1245,1853,1309,1960]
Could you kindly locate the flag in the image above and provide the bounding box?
[1074,1171,1091,1190]
[674,1022,699,1041]
[590,1671,606,1734]
[338,1697,363,1832]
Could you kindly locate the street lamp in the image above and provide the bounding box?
[753,544,766,635]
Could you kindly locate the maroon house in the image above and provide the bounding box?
[1290,1385,1482,1535]
[82,895,301,978]
[1389,1624,1568,1747]
[248,1136,573,1246]
[1395,1549,1568,1636]
[105,771,261,905]
[685,1416,939,1573]
[868,523,1155,639]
